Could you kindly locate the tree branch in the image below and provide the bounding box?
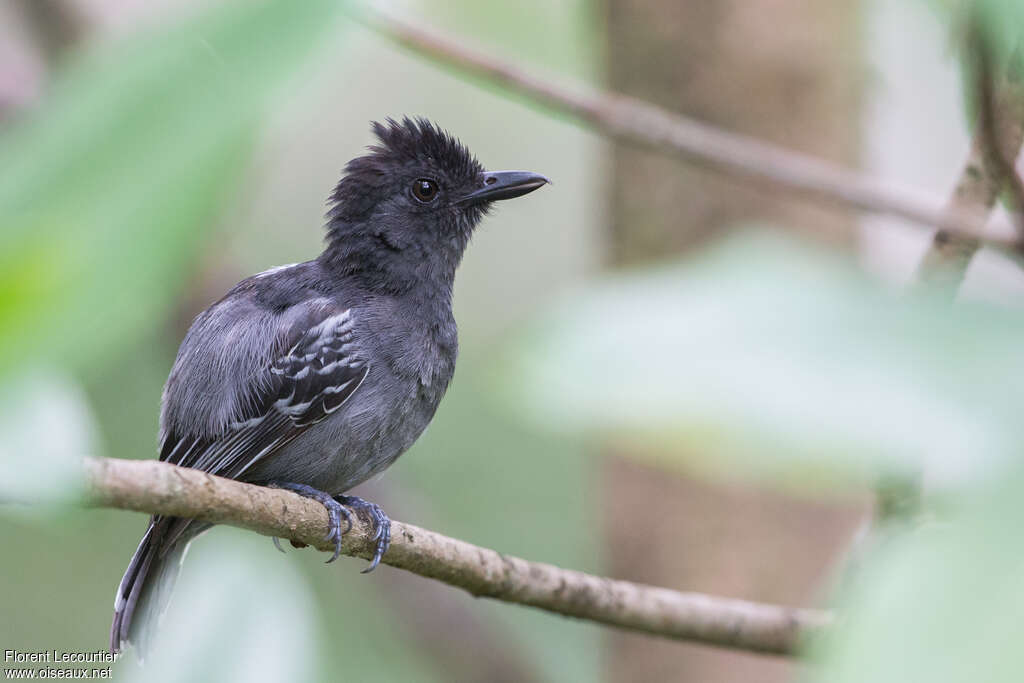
[355,6,1021,255]
[916,24,1024,294]
[14,0,87,65]
[74,456,831,657]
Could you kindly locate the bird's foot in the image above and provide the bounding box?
[268,482,353,563]
[335,495,391,573]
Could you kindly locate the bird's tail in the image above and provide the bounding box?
[110,518,192,657]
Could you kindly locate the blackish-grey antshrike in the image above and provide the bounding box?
[110,117,549,655]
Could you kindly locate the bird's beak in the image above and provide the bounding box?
[459,170,551,204]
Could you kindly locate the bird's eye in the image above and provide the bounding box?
[411,178,439,203]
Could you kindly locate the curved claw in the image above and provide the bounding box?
[362,517,391,573]
[324,504,352,563]
[268,484,391,570]
[336,495,392,573]
[269,481,349,564]
[272,537,287,554]
[325,543,342,564]
[323,506,339,542]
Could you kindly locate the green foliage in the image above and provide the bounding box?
[807,468,1024,683]
[923,0,1024,127]
[923,0,1023,58]
[505,227,1024,679]
[0,0,344,378]
[502,230,1024,489]
[0,370,96,505]
[115,530,322,682]
[931,0,1024,62]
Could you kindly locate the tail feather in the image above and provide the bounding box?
[110,518,196,657]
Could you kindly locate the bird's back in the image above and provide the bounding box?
[160,261,342,442]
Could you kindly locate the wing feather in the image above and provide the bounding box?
[159,308,367,480]
[153,307,367,552]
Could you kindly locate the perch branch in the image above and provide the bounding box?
[357,7,1022,254]
[73,456,830,657]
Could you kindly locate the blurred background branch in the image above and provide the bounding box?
[916,22,1024,294]
[359,6,1022,256]
[12,0,87,66]
[77,456,831,657]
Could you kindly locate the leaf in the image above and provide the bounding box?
[0,369,97,506]
[807,467,1024,683]
[923,0,1024,130]
[0,0,345,379]
[114,530,322,682]
[499,230,1024,489]
[923,0,1024,63]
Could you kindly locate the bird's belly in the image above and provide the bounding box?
[242,368,446,495]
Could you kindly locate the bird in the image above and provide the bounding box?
[109,116,549,655]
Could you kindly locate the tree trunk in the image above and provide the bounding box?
[603,1,866,680]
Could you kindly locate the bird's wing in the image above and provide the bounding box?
[159,307,368,482]
[113,303,369,651]
[152,306,368,551]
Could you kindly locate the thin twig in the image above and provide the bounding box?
[72,456,831,657]
[976,47,1024,236]
[355,6,1021,255]
[14,0,87,65]
[916,24,1024,294]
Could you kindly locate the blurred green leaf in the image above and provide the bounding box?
[924,0,1023,131]
[0,369,96,506]
[500,231,1024,489]
[808,467,1024,683]
[0,0,345,378]
[115,530,322,682]
[925,0,1024,62]
[973,0,1024,59]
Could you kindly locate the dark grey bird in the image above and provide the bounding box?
[110,117,549,655]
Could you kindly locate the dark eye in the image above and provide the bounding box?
[411,178,439,203]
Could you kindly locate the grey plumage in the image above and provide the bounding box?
[109,117,549,655]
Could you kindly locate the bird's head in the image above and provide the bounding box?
[322,117,548,292]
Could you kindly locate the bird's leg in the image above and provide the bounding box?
[334,495,391,573]
[268,482,352,563]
